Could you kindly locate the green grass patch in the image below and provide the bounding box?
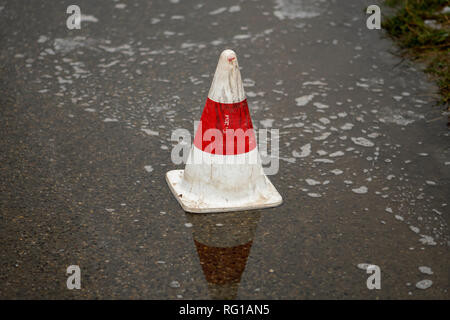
[382,0,449,106]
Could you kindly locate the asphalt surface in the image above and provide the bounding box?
[0,0,449,299]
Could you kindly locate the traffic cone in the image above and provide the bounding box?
[166,49,282,213]
[186,211,261,299]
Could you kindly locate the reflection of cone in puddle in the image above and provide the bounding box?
[187,211,261,300]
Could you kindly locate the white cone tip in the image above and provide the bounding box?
[208,49,246,103]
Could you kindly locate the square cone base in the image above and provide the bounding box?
[166,170,283,213]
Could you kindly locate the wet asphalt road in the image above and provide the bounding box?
[0,0,449,299]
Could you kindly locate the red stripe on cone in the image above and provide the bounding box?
[193,98,257,155]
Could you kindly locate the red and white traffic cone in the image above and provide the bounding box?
[166,49,282,213]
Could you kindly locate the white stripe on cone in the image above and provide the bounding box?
[166,49,282,213]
